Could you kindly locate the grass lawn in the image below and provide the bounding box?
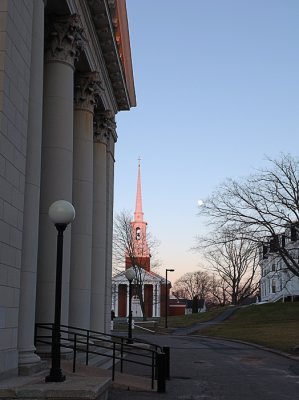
[113,308,225,333]
[156,308,226,330]
[198,302,299,354]
[113,303,299,355]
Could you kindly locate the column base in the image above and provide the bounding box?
[18,348,41,365]
[18,348,45,376]
[45,368,66,382]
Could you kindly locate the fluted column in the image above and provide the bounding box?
[18,0,44,369]
[105,113,117,331]
[90,111,110,332]
[69,73,101,329]
[36,15,84,325]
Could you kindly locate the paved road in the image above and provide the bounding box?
[108,334,299,400]
[172,306,238,335]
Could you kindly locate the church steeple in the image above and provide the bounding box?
[126,159,150,271]
[134,159,144,222]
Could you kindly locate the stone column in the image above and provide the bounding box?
[69,73,101,330]
[126,283,130,317]
[36,15,84,325]
[114,284,119,316]
[105,114,117,331]
[152,284,156,318]
[157,284,161,317]
[90,111,110,332]
[18,0,44,370]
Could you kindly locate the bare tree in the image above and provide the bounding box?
[196,231,260,305]
[208,274,230,307]
[113,210,159,319]
[172,270,231,307]
[172,271,212,300]
[198,154,299,278]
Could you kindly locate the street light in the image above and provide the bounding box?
[125,267,135,344]
[45,200,75,383]
[165,269,174,328]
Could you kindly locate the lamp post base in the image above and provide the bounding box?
[45,369,66,382]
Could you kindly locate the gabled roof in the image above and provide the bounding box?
[112,269,170,285]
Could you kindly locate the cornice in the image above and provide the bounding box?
[67,0,118,113]
[87,0,131,110]
[67,0,132,111]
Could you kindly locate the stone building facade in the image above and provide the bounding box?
[0,0,135,378]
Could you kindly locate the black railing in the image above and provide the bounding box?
[34,323,169,392]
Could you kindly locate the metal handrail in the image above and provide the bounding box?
[134,323,156,333]
[35,323,168,392]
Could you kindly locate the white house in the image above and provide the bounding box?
[259,226,299,302]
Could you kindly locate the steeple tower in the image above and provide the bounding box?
[125,160,150,271]
[134,158,144,222]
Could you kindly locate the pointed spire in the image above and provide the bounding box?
[134,158,144,222]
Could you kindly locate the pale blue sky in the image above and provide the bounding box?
[114,0,299,283]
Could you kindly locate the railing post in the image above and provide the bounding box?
[162,346,170,380]
[156,352,166,393]
[112,342,116,381]
[73,334,77,373]
[86,330,90,365]
[151,352,155,389]
[120,339,124,373]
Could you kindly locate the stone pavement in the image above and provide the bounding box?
[0,358,155,399]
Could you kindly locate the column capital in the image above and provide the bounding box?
[74,72,103,113]
[94,110,117,145]
[45,14,85,68]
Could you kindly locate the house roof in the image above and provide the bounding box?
[112,269,170,285]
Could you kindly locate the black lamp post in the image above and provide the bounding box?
[45,200,75,383]
[165,269,174,328]
[125,267,135,344]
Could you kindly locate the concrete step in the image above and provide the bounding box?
[62,360,155,392]
[75,345,121,370]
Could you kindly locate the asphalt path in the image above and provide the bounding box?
[172,306,239,336]
[108,334,299,400]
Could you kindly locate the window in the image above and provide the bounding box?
[136,227,141,240]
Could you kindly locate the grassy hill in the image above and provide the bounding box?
[198,302,299,354]
[114,303,299,354]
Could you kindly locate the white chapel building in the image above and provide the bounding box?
[112,163,170,319]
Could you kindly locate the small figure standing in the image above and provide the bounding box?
[111,310,115,331]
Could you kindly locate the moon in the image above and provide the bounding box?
[197,199,204,207]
